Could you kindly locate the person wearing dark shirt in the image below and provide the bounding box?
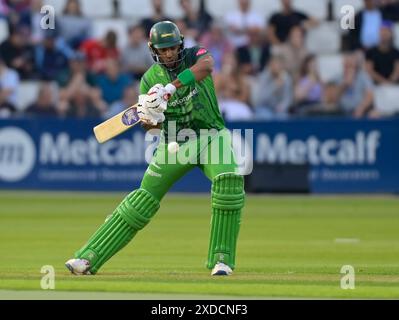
[180,0,213,39]
[347,0,383,50]
[36,31,68,81]
[268,0,316,45]
[0,27,36,79]
[236,27,270,75]
[365,21,399,84]
[140,0,171,35]
[381,0,399,22]
[26,82,58,117]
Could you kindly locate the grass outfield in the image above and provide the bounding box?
[0,191,399,299]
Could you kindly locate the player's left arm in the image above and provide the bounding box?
[149,48,213,102]
[171,54,214,89]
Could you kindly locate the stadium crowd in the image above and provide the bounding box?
[0,0,398,120]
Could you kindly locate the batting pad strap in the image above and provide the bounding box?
[177,68,196,86]
[118,189,160,230]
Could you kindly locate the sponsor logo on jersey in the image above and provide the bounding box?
[196,48,207,56]
[169,88,199,107]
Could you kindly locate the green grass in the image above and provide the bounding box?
[1,191,399,299]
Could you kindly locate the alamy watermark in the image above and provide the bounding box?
[40,265,55,290]
[40,5,55,30]
[340,5,355,30]
[340,265,355,290]
[145,123,254,175]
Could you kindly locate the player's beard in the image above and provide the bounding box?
[157,48,187,71]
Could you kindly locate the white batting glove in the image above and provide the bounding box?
[148,83,177,105]
[137,94,165,126]
[162,83,177,101]
[146,84,168,113]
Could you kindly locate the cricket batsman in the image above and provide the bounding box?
[65,21,245,276]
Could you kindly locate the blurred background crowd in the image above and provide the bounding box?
[0,0,398,121]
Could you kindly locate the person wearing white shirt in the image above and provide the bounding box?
[224,0,265,48]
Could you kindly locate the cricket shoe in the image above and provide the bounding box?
[211,262,233,276]
[65,258,92,275]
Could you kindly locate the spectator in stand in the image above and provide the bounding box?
[304,81,345,116]
[59,86,105,118]
[7,0,30,13]
[175,19,197,49]
[380,0,399,22]
[236,27,270,75]
[0,0,10,18]
[35,30,68,81]
[179,0,213,40]
[365,21,399,84]
[6,0,32,33]
[199,21,233,73]
[140,0,171,35]
[214,53,253,121]
[59,0,92,50]
[218,85,254,121]
[0,55,19,118]
[122,24,154,80]
[79,30,120,74]
[347,0,383,50]
[214,53,251,105]
[58,51,96,89]
[224,0,265,48]
[18,0,45,45]
[338,52,374,117]
[273,25,308,80]
[25,82,59,117]
[106,86,139,118]
[58,52,106,118]
[95,58,133,105]
[253,55,293,119]
[268,0,318,45]
[293,55,323,114]
[0,26,36,79]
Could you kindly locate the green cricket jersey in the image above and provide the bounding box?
[140,46,225,139]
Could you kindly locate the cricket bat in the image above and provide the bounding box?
[93,104,141,143]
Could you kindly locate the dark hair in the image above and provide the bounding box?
[128,24,144,35]
[105,30,118,47]
[299,54,316,78]
[63,0,82,16]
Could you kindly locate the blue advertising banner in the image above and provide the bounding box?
[0,118,398,193]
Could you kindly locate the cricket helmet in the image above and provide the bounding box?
[148,21,185,69]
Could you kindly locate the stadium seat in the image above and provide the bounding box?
[207,0,276,20]
[394,23,399,50]
[92,19,129,49]
[0,19,9,44]
[306,22,341,55]
[43,0,67,15]
[15,81,41,111]
[316,54,344,83]
[293,0,328,20]
[81,0,114,18]
[119,0,183,19]
[374,85,399,116]
[333,0,364,20]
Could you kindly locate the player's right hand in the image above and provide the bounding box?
[146,84,168,113]
[137,94,165,126]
